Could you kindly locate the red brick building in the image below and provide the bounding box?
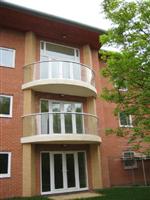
[0,1,149,199]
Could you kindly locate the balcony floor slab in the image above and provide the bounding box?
[22,79,97,97]
[21,134,101,144]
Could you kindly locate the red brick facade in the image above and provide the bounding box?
[0,28,25,198]
[0,3,149,199]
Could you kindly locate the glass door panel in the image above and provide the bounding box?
[41,151,87,194]
[41,100,49,134]
[78,152,87,188]
[54,154,63,189]
[64,103,73,133]
[41,153,50,192]
[66,154,76,188]
[52,103,61,134]
[75,103,83,134]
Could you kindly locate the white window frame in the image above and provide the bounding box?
[40,99,84,134]
[0,152,11,178]
[114,83,128,92]
[122,151,137,169]
[40,41,80,80]
[119,112,133,128]
[118,88,128,92]
[0,47,16,68]
[40,41,80,62]
[0,95,13,118]
[40,151,88,195]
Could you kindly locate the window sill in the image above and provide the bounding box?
[0,115,12,118]
[120,125,133,128]
[118,88,128,92]
[0,174,11,178]
[0,65,15,68]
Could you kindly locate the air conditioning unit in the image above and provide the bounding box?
[122,151,137,169]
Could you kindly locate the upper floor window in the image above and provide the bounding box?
[0,152,11,178]
[0,47,15,68]
[0,95,13,117]
[119,112,132,127]
[40,41,81,80]
[40,41,79,62]
[40,99,83,134]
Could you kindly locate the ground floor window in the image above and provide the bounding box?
[41,151,88,194]
[0,95,13,117]
[0,152,11,178]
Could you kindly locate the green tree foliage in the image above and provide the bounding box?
[100,0,150,153]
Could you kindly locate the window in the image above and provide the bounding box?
[40,41,79,62]
[0,95,13,117]
[40,41,81,80]
[40,100,84,134]
[114,79,128,91]
[0,152,11,178]
[119,112,132,127]
[0,47,15,68]
[122,151,137,169]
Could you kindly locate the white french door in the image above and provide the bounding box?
[41,151,88,194]
[40,41,81,80]
[40,100,84,135]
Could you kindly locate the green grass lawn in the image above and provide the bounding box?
[74,187,150,200]
[6,187,150,200]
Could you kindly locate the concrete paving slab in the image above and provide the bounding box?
[49,191,101,200]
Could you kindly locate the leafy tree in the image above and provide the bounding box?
[100,0,150,153]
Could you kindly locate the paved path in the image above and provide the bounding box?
[49,191,101,200]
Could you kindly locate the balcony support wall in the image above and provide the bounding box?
[24,31,36,114]
[22,31,37,196]
[82,44,96,114]
[25,31,36,65]
[90,144,103,189]
[23,89,35,115]
[87,97,96,114]
[83,45,97,134]
[22,144,36,197]
[83,45,102,188]
[83,45,92,66]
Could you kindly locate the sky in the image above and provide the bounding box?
[4,0,111,30]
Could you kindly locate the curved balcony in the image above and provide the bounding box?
[21,112,101,144]
[22,60,97,97]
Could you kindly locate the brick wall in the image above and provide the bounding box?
[0,28,25,198]
[0,26,145,199]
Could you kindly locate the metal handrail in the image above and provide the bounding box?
[24,59,95,76]
[23,112,98,119]
[23,111,99,136]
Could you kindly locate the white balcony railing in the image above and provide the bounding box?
[23,60,95,86]
[23,112,99,136]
